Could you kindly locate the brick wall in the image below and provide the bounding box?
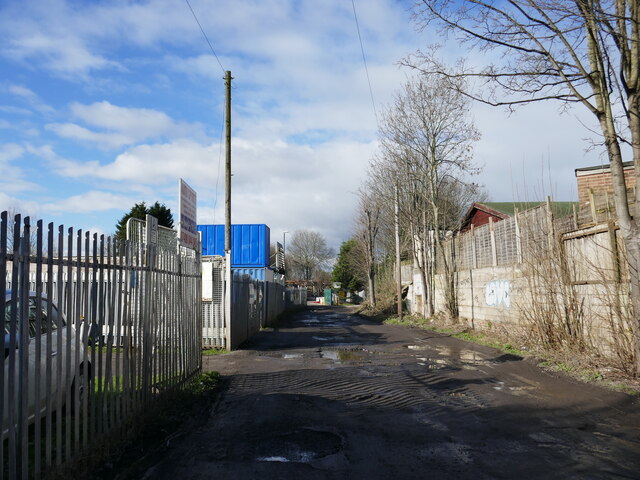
[576,165,636,204]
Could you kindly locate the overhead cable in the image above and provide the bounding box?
[352,0,379,128]
[185,0,226,74]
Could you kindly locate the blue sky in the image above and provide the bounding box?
[0,0,606,250]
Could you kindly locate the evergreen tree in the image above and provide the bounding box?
[115,201,174,241]
[148,201,174,229]
[331,239,363,292]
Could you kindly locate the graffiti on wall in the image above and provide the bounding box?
[485,280,511,309]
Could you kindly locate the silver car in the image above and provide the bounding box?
[2,290,92,437]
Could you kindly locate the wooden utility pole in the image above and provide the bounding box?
[225,70,232,253]
[224,70,232,349]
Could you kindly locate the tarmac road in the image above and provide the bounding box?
[131,305,640,479]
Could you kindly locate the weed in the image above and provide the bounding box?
[606,382,640,396]
[202,348,229,356]
[53,371,222,480]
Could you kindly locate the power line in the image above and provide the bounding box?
[351,0,379,128]
[184,0,226,74]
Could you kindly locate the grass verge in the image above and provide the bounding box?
[202,348,230,356]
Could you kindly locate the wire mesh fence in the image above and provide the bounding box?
[433,202,573,273]
[0,211,201,479]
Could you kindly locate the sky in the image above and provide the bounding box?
[0,0,609,252]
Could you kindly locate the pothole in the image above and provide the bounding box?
[321,350,340,361]
[320,349,366,362]
[254,428,343,464]
[406,344,429,351]
[416,357,452,369]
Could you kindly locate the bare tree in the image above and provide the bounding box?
[354,188,382,307]
[405,0,640,374]
[286,230,335,281]
[376,73,481,318]
[3,207,40,255]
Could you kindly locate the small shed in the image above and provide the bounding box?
[460,202,577,231]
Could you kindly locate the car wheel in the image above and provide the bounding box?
[70,363,91,413]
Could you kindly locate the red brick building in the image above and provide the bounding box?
[575,161,636,205]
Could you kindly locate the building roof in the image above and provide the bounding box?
[575,161,633,175]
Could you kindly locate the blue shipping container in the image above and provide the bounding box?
[197,224,270,268]
[232,268,266,281]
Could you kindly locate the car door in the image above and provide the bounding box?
[27,297,65,420]
[2,296,63,435]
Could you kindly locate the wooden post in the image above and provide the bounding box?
[489,217,498,267]
[514,207,522,264]
[470,224,477,269]
[546,196,555,253]
[588,188,597,225]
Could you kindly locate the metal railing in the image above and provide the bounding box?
[201,261,292,349]
[0,212,201,479]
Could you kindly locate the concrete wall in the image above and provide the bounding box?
[410,262,631,355]
[405,220,632,358]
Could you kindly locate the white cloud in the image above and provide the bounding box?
[5,84,53,114]
[0,105,32,116]
[47,102,205,149]
[9,33,114,75]
[8,85,38,102]
[54,140,216,183]
[0,143,40,193]
[42,191,137,214]
[46,123,133,150]
[0,192,41,216]
[0,143,23,163]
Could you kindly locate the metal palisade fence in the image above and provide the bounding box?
[201,257,305,350]
[0,211,202,479]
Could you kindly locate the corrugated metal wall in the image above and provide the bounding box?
[197,224,270,267]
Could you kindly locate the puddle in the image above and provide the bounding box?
[313,336,330,341]
[416,357,451,369]
[254,428,342,464]
[320,349,366,362]
[321,350,340,360]
[283,353,303,360]
[432,345,493,367]
[459,349,485,363]
[338,350,364,361]
[256,456,290,463]
[406,345,429,350]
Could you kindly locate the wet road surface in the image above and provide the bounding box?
[131,306,640,479]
